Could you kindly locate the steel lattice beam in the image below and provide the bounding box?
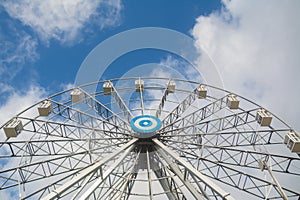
[153,138,235,200]
[160,95,228,132]
[41,138,137,200]
[78,89,131,129]
[50,99,131,133]
[155,84,170,118]
[160,141,300,199]
[161,88,198,126]
[161,109,258,137]
[161,140,300,175]
[110,83,133,123]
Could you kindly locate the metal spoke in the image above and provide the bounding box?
[109,82,133,122]
[161,108,258,137]
[0,136,128,158]
[160,128,290,147]
[160,95,228,131]
[137,78,145,115]
[161,87,198,126]
[153,138,235,200]
[151,156,184,200]
[155,147,206,200]
[78,88,131,129]
[198,158,300,199]
[20,116,131,138]
[146,149,153,199]
[161,139,300,175]
[112,151,140,200]
[77,146,133,199]
[41,138,137,200]
[50,99,131,133]
[155,81,171,118]
[158,141,299,199]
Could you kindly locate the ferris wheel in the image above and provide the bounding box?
[0,77,299,200]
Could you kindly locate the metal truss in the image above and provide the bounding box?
[0,77,299,199]
[155,81,171,118]
[110,82,133,123]
[153,138,234,200]
[161,87,198,126]
[79,88,131,129]
[160,135,300,175]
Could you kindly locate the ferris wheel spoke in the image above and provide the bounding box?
[19,168,87,200]
[41,138,137,200]
[160,128,290,148]
[109,82,133,123]
[198,158,300,199]
[80,88,129,128]
[158,144,299,199]
[161,108,258,137]
[159,140,297,199]
[150,155,186,200]
[153,138,235,200]
[17,116,131,141]
[202,145,300,176]
[201,129,289,147]
[161,139,300,176]
[153,147,208,199]
[0,152,92,191]
[160,95,228,133]
[144,149,153,199]
[0,134,128,158]
[0,139,129,192]
[109,151,141,200]
[155,80,172,118]
[161,87,198,126]
[76,147,138,199]
[18,141,132,199]
[50,99,131,134]
[94,149,141,200]
[135,78,145,115]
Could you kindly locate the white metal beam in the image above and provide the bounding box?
[41,138,137,200]
[155,149,205,200]
[78,145,134,199]
[153,138,235,200]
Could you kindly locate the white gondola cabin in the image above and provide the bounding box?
[197,85,207,99]
[135,79,144,92]
[227,94,239,109]
[284,131,300,153]
[3,118,23,138]
[256,109,272,126]
[167,81,175,93]
[38,100,53,116]
[103,82,113,95]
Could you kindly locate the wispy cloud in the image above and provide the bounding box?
[0,0,122,118]
[0,0,122,45]
[0,27,38,83]
[192,0,300,130]
[0,85,46,126]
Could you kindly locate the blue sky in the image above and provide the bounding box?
[0,0,300,131]
[0,0,220,93]
[0,1,300,199]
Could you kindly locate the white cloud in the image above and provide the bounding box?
[0,0,122,45]
[159,55,202,81]
[0,86,46,126]
[192,0,300,130]
[0,32,38,82]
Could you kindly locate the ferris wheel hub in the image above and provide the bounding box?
[130,115,162,138]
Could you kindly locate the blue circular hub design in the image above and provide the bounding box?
[130,115,162,137]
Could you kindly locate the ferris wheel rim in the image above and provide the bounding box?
[0,77,299,199]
